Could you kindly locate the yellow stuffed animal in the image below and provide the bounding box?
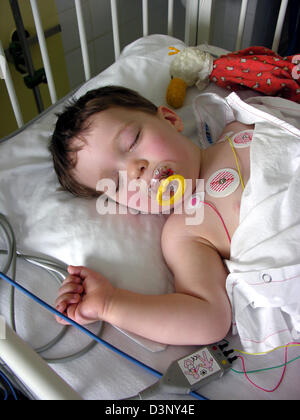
[166,46,213,109]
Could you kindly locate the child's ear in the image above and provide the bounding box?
[157,106,184,132]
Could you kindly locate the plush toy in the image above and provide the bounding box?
[166,45,300,108]
[166,46,213,109]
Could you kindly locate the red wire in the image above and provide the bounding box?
[237,347,289,393]
[200,201,292,392]
[201,201,232,244]
[200,199,297,393]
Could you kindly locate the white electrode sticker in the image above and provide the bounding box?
[206,168,240,198]
[232,130,253,148]
[178,348,221,386]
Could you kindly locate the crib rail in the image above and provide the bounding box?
[30,0,57,105]
[0,40,23,128]
[272,0,289,52]
[0,0,290,131]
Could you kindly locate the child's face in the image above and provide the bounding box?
[73,106,201,213]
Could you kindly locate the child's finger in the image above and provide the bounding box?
[67,265,92,280]
[55,312,71,325]
[55,292,81,309]
[56,282,83,298]
[54,302,69,325]
[61,275,82,287]
[56,301,66,313]
[54,293,81,325]
[66,303,78,322]
[66,302,94,326]
[68,265,86,276]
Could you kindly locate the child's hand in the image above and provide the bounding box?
[55,265,116,326]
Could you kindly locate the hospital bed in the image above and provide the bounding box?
[1,0,300,401]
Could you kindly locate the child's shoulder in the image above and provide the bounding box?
[161,212,214,252]
[161,200,230,259]
[161,212,223,278]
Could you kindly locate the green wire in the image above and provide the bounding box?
[231,354,300,374]
[222,324,300,375]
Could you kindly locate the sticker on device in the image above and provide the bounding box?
[178,348,220,386]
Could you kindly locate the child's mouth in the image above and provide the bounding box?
[148,166,176,198]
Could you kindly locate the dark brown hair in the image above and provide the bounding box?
[49,85,158,198]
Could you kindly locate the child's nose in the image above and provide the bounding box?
[127,159,148,180]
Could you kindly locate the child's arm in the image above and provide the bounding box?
[108,225,232,345]
[55,221,231,345]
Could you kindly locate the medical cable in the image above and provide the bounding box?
[237,354,286,393]
[198,135,247,245]
[234,343,300,356]
[226,135,245,190]
[125,342,236,400]
[1,217,298,398]
[0,270,207,400]
[200,201,231,244]
[232,353,300,374]
[0,214,207,399]
[232,342,300,393]
[0,213,102,363]
[0,357,36,400]
[0,369,18,400]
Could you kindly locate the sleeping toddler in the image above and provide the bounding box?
[49,85,300,349]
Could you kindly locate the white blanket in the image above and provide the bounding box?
[194,92,300,352]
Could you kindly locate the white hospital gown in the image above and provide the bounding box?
[194,92,300,352]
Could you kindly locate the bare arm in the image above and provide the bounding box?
[56,216,232,345]
[106,217,232,345]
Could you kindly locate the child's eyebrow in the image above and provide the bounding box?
[113,121,134,144]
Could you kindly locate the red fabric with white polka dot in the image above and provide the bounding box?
[210,46,300,103]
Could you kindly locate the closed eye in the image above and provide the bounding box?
[116,130,141,191]
[115,176,120,192]
[129,131,140,152]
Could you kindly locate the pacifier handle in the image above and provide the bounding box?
[156,174,186,206]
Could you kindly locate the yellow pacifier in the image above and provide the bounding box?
[156,174,186,206]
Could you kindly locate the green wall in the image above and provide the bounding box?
[0,0,69,138]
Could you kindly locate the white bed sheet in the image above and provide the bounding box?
[0,35,300,400]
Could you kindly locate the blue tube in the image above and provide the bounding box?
[0,271,207,400]
[0,370,18,400]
